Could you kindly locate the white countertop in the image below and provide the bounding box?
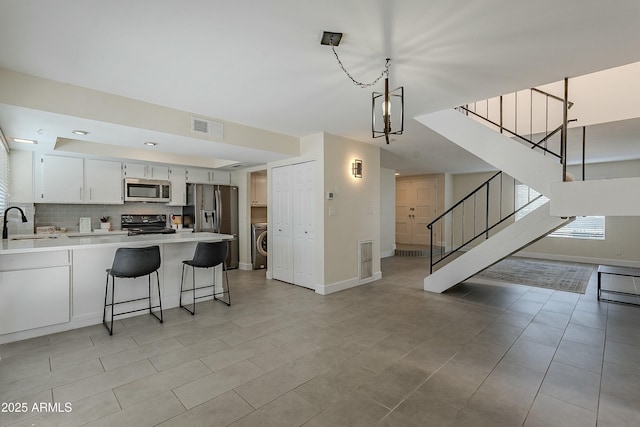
[0,232,234,255]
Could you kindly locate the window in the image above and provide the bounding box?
[0,134,8,213]
[515,184,605,240]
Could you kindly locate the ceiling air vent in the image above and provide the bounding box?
[191,117,224,139]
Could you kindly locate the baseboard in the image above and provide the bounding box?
[381,250,395,258]
[316,271,382,295]
[238,262,253,271]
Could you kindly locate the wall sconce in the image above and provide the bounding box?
[352,159,363,178]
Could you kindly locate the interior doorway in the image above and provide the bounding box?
[396,177,438,247]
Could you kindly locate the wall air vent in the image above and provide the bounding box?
[191,117,224,139]
[359,240,373,282]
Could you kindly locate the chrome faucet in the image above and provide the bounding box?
[2,206,28,239]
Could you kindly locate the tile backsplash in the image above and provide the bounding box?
[35,203,182,232]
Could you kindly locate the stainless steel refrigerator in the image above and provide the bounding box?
[183,184,239,269]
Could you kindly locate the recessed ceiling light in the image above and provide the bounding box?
[144,141,158,146]
[12,137,38,144]
[72,130,89,135]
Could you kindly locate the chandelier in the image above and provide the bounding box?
[321,31,404,144]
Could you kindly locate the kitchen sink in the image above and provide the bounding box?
[10,235,59,241]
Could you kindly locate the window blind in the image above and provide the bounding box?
[0,132,8,214]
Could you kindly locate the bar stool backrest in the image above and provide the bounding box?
[110,246,161,278]
[189,241,227,268]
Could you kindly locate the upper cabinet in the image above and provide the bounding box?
[168,167,187,206]
[123,163,170,180]
[185,167,230,185]
[84,159,123,204]
[251,172,267,206]
[36,155,123,204]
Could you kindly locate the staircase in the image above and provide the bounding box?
[417,84,576,293]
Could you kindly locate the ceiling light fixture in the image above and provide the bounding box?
[144,141,158,146]
[12,137,37,144]
[322,31,404,144]
[72,130,89,135]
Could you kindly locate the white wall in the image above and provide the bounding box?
[322,133,381,291]
[380,168,396,258]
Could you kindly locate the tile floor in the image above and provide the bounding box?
[1,256,640,426]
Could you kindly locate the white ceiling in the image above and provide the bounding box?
[1,0,640,174]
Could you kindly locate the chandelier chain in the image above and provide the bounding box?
[330,42,389,88]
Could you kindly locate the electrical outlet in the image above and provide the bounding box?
[615,248,622,256]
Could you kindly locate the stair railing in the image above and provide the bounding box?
[426,171,542,274]
[457,79,576,181]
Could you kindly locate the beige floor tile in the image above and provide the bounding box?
[356,360,431,409]
[601,361,640,403]
[604,339,640,371]
[0,353,51,385]
[84,391,185,427]
[173,359,264,409]
[49,336,138,371]
[230,391,319,427]
[540,361,600,411]
[53,359,156,403]
[7,390,121,427]
[114,359,211,408]
[99,337,184,371]
[235,359,324,409]
[303,390,389,427]
[450,390,528,427]
[156,391,251,427]
[477,360,544,410]
[519,322,565,347]
[562,322,605,348]
[554,339,604,374]
[248,339,319,372]
[597,392,640,426]
[0,389,51,427]
[0,359,104,402]
[379,387,460,427]
[525,393,596,427]
[502,337,556,373]
[200,337,275,372]
[148,337,228,371]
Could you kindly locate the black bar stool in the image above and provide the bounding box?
[103,245,163,335]
[180,241,231,314]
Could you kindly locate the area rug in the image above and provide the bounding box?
[472,257,594,294]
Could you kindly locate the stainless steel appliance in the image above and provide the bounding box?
[121,214,176,235]
[124,178,171,203]
[183,184,239,268]
[251,222,267,269]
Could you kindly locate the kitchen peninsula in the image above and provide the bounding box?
[0,232,233,344]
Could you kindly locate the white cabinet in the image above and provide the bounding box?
[251,172,267,206]
[123,163,169,180]
[186,168,230,185]
[8,150,34,203]
[168,167,187,206]
[36,155,122,204]
[85,159,123,204]
[272,161,315,289]
[38,155,84,203]
[0,251,70,335]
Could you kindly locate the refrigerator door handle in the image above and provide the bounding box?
[215,189,222,233]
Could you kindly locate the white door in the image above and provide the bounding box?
[395,178,437,245]
[293,162,315,289]
[271,165,293,283]
[40,155,84,203]
[85,159,123,204]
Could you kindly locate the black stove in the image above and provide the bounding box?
[121,214,176,236]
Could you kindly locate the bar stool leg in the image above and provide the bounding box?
[180,263,195,315]
[156,271,163,323]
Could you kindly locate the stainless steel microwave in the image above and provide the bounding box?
[124,178,171,202]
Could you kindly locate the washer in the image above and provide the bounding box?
[251,223,267,269]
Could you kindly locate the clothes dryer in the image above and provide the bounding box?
[251,223,267,269]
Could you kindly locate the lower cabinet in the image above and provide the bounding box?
[0,251,70,335]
